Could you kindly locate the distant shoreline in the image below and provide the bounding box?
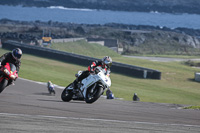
[0,18,200,38]
[1,5,200,30]
[2,5,199,15]
[0,0,200,15]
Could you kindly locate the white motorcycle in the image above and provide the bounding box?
[61,67,111,104]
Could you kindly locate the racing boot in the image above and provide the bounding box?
[7,80,15,86]
[72,79,79,92]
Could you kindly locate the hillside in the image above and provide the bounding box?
[51,40,120,58]
[1,19,200,56]
[0,0,200,14]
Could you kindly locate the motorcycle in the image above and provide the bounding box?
[61,67,111,104]
[0,62,18,93]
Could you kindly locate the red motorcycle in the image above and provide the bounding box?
[0,63,18,93]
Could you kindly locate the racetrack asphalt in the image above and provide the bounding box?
[0,78,200,133]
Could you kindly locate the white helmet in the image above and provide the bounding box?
[12,48,22,60]
[102,56,112,68]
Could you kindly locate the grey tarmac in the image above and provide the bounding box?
[0,78,199,133]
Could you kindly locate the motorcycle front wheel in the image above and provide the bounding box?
[0,79,8,93]
[85,84,103,104]
[61,84,73,102]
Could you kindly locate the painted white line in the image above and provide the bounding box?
[18,77,65,89]
[0,113,200,128]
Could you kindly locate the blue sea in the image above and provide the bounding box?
[0,5,200,29]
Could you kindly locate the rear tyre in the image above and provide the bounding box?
[61,84,73,102]
[0,79,8,93]
[85,84,103,104]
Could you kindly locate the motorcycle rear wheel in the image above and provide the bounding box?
[0,79,8,93]
[85,84,103,104]
[61,84,73,102]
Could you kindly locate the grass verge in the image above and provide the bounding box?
[184,106,200,110]
[51,40,120,58]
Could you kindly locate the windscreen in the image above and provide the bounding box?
[9,63,17,72]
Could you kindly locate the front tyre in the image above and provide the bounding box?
[0,79,8,93]
[85,84,103,104]
[61,84,73,102]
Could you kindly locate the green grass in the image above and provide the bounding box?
[1,43,200,106]
[184,106,200,110]
[51,40,120,58]
[127,54,200,59]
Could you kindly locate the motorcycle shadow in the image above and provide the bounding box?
[37,98,86,104]
[33,92,55,96]
[37,99,61,103]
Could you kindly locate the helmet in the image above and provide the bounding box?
[102,56,112,68]
[12,48,22,60]
[106,89,114,99]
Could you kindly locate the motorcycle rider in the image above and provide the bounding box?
[47,80,55,94]
[47,81,53,89]
[0,48,22,85]
[106,89,114,99]
[72,56,112,90]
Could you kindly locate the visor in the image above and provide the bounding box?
[104,60,110,65]
[14,52,22,59]
[104,60,112,67]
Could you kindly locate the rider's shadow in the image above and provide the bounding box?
[33,92,54,96]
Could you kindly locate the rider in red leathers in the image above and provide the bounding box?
[0,48,22,85]
[0,48,22,74]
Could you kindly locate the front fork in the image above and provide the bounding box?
[82,83,97,98]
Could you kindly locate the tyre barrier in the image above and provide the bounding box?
[2,40,161,79]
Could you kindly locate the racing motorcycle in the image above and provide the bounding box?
[0,63,18,93]
[61,67,111,104]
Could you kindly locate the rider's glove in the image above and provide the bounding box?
[90,67,95,73]
[93,68,101,74]
[90,70,94,74]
